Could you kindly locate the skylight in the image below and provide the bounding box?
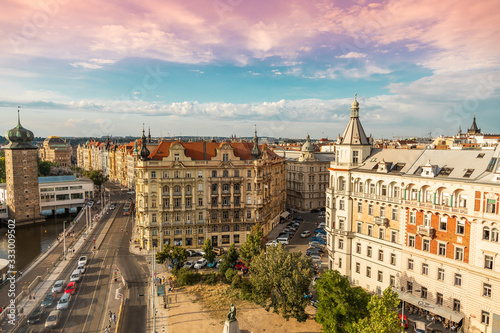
[438,167,454,176]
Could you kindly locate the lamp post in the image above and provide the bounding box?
[402,289,420,332]
[63,220,67,260]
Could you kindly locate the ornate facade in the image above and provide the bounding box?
[134,130,286,250]
[39,136,72,166]
[326,96,500,332]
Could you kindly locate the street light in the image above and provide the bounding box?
[401,289,420,332]
[63,220,67,260]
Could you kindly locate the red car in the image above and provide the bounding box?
[64,282,77,295]
[399,314,408,328]
[234,261,246,270]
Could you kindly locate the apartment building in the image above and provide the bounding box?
[326,95,500,332]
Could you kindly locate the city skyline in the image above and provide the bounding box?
[1,0,499,138]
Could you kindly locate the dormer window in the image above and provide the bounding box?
[438,167,454,176]
[463,169,474,178]
[223,153,229,162]
[486,158,497,172]
[352,151,359,164]
[174,153,180,161]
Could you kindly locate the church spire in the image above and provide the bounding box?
[250,125,262,159]
[340,94,369,145]
[140,123,150,161]
[350,93,360,118]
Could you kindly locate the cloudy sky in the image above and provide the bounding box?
[0,0,499,139]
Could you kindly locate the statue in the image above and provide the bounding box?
[226,303,237,322]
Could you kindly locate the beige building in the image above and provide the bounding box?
[286,135,334,211]
[326,96,500,332]
[134,130,286,250]
[39,136,72,166]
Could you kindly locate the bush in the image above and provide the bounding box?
[202,273,219,285]
[218,255,231,277]
[176,267,201,286]
[225,268,237,283]
[239,279,253,300]
[231,274,242,288]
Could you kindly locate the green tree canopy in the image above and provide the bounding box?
[348,287,401,333]
[87,169,109,189]
[202,239,216,264]
[249,244,313,322]
[314,270,370,333]
[226,243,239,267]
[38,160,59,176]
[240,223,264,265]
[0,157,5,183]
[156,244,188,270]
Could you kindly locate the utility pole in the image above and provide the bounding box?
[63,220,67,260]
[152,246,156,333]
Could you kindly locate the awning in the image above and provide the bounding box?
[280,211,290,219]
[397,291,464,323]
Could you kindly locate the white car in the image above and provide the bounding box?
[77,264,86,274]
[300,230,311,238]
[51,280,65,293]
[318,222,326,229]
[182,261,195,268]
[276,237,289,245]
[315,233,327,240]
[266,240,279,247]
[78,256,87,266]
[57,293,71,311]
[110,205,115,210]
[194,258,207,269]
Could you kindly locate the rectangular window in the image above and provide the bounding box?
[423,239,430,252]
[409,211,416,224]
[338,239,344,249]
[453,299,460,312]
[407,281,413,292]
[390,275,395,287]
[390,253,396,266]
[485,255,494,269]
[368,204,374,215]
[367,246,372,257]
[378,250,384,261]
[366,267,371,278]
[439,217,447,231]
[198,198,203,206]
[437,268,445,281]
[456,220,465,235]
[408,259,414,270]
[151,171,156,178]
[352,151,359,164]
[152,214,157,222]
[338,257,342,268]
[356,243,361,254]
[455,247,464,261]
[198,170,203,178]
[356,262,360,273]
[421,287,427,299]
[481,311,490,325]
[454,273,462,287]
[378,228,385,240]
[223,153,228,162]
[487,199,496,213]
[436,293,443,305]
[367,225,373,237]
[377,271,383,282]
[424,214,431,227]
[357,201,363,213]
[483,283,492,297]
[422,263,429,275]
[391,230,397,243]
[357,222,362,233]
[392,208,398,221]
[247,170,251,177]
[339,200,345,210]
[408,235,415,247]
[438,243,446,256]
[186,171,191,178]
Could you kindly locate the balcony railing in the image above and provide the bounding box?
[417,225,435,238]
[374,216,388,226]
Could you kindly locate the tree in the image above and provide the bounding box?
[240,223,264,265]
[0,157,5,183]
[87,169,109,190]
[202,239,216,264]
[38,160,54,176]
[249,244,312,322]
[348,287,400,333]
[315,270,370,333]
[226,243,239,267]
[156,244,188,270]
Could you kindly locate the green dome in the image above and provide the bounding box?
[5,111,36,149]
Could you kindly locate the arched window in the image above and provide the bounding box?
[223,170,229,178]
[491,228,499,242]
[174,185,181,193]
[212,184,217,192]
[483,226,490,240]
[163,186,169,194]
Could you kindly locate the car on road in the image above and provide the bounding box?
[88,202,93,207]
[194,258,207,269]
[45,310,61,329]
[78,256,87,266]
[414,320,426,333]
[183,261,195,268]
[70,269,81,282]
[64,281,77,295]
[77,264,86,274]
[41,293,54,308]
[300,230,311,238]
[310,208,321,213]
[213,247,225,256]
[110,205,115,210]
[27,306,45,324]
[127,190,135,194]
[51,280,65,293]
[295,216,303,221]
[57,293,71,311]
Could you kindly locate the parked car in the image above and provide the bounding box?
[182,261,195,268]
[314,233,327,240]
[295,216,303,221]
[309,241,326,249]
[306,249,324,257]
[310,237,326,244]
[194,258,207,269]
[41,293,54,308]
[45,310,61,328]
[310,208,321,213]
[77,264,86,274]
[312,276,322,286]
[57,293,71,311]
[276,237,289,245]
[234,261,247,270]
[195,250,205,257]
[318,222,326,228]
[399,314,409,328]
[213,247,224,256]
[27,306,45,324]
[266,240,279,247]
[300,230,312,238]
[78,256,87,266]
[207,259,218,268]
[51,280,65,294]
[64,281,77,295]
[187,250,196,257]
[309,255,322,262]
[414,320,426,333]
[127,190,135,194]
[314,228,327,234]
[311,300,319,308]
[319,211,325,217]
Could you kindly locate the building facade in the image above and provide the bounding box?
[326,96,500,332]
[4,111,43,222]
[134,130,286,250]
[286,135,333,211]
[39,136,72,166]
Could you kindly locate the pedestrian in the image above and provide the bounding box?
[113,313,117,324]
[32,293,36,300]
[28,294,32,302]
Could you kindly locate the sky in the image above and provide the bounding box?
[0,0,499,140]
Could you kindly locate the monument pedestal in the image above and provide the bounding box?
[222,319,241,333]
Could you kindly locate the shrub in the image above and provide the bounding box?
[231,274,242,289]
[176,267,201,286]
[202,273,219,285]
[225,268,237,283]
[239,278,253,300]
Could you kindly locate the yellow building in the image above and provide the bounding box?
[40,136,72,166]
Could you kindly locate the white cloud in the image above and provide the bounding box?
[70,62,103,69]
[336,52,367,59]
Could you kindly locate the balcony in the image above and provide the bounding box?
[374,217,388,226]
[417,226,435,238]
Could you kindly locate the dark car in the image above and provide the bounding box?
[27,306,45,324]
[41,293,54,308]
[310,208,320,213]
